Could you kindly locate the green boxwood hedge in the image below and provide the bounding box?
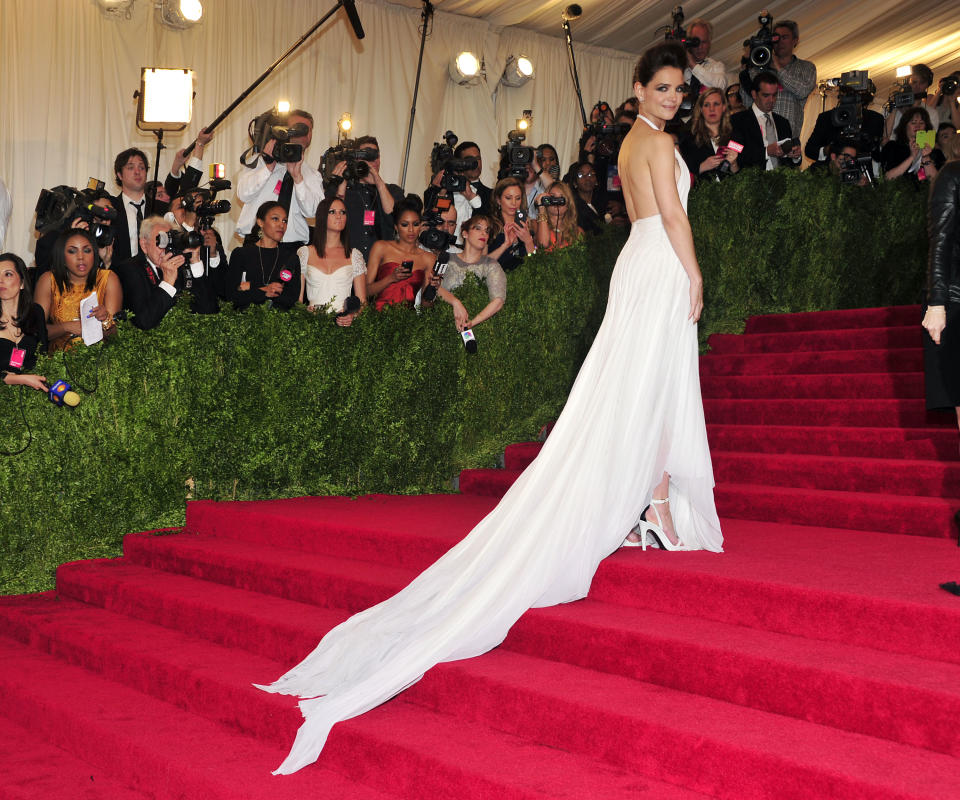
[0,171,928,594]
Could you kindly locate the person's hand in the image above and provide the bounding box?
[183,246,201,266]
[158,251,184,284]
[503,222,519,246]
[71,217,89,231]
[766,142,785,157]
[202,228,217,250]
[260,281,283,298]
[687,49,698,68]
[923,305,947,345]
[262,138,277,170]
[332,161,347,178]
[99,243,113,269]
[171,148,188,176]
[514,221,534,249]
[88,304,111,323]
[688,275,704,323]
[723,148,739,165]
[462,180,476,200]
[921,144,933,159]
[392,263,412,283]
[63,320,82,336]
[287,159,303,182]
[365,162,382,185]
[430,169,445,188]
[336,312,355,327]
[700,154,725,173]
[428,272,442,288]
[582,135,596,154]
[238,281,251,291]
[908,137,920,157]
[195,127,213,158]
[5,373,48,392]
[786,143,801,159]
[452,301,469,332]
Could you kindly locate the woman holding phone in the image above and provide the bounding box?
[679,88,741,181]
[487,177,535,272]
[881,107,943,182]
[366,199,432,310]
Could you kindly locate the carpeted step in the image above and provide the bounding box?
[504,441,544,470]
[117,519,960,664]
[744,305,921,334]
[0,713,155,800]
[699,347,922,376]
[459,467,522,498]
[48,559,960,758]
[707,324,921,355]
[700,372,925,400]
[706,424,959,462]
[0,598,703,800]
[714,482,957,538]
[703,397,951,428]
[0,636,395,800]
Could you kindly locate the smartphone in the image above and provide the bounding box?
[916,130,936,149]
[515,209,528,224]
[400,259,414,274]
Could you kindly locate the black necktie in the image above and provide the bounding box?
[278,171,294,215]
[131,200,144,226]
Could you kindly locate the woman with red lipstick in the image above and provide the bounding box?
[34,228,121,349]
[430,213,505,330]
[366,199,433,311]
[0,253,48,392]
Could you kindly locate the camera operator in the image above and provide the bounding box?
[236,109,323,251]
[534,182,581,251]
[419,198,462,256]
[807,138,870,187]
[683,18,728,99]
[804,81,883,165]
[328,135,404,261]
[883,65,941,146]
[423,137,491,236]
[731,71,802,170]
[933,72,960,133]
[740,19,816,141]
[109,147,150,264]
[115,215,217,330]
[166,189,229,299]
[35,188,117,277]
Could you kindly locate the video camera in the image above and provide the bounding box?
[34,180,117,247]
[585,120,631,158]
[743,11,779,68]
[180,177,232,230]
[836,151,874,185]
[663,6,700,50]
[497,129,534,180]
[885,77,920,113]
[418,194,457,252]
[825,71,879,155]
[941,74,960,97]
[320,139,379,184]
[241,107,309,167]
[430,131,479,193]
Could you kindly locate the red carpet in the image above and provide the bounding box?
[2,305,960,798]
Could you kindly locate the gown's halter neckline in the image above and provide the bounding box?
[637,113,662,131]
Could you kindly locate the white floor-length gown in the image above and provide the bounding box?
[256,129,723,774]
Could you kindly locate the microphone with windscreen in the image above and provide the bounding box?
[337,295,362,317]
[342,0,365,40]
[48,379,80,408]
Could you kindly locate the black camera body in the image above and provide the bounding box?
[745,12,779,68]
[498,130,534,180]
[35,183,117,248]
[664,5,700,49]
[156,228,204,257]
[829,71,874,138]
[941,75,960,97]
[539,195,566,207]
[243,107,309,167]
[587,121,630,158]
[430,131,479,194]
[320,140,378,184]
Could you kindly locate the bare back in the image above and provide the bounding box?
[618,122,682,222]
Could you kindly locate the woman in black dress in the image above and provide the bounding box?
[678,88,741,182]
[227,202,301,311]
[0,253,48,392]
[922,135,960,437]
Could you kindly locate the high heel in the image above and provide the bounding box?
[636,497,687,551]
[621,526,644,547]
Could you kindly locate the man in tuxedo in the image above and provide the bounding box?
[423,140,491,232]
[115,215,217,330]
[109,148,150,265]
[731,71,802,170]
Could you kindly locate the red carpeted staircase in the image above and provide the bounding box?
[2,305,960,799]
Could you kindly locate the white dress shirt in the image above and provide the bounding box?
[235,158,324,244]
[685,56,727,90]
[146,256,176,298]
[121,192,146,256]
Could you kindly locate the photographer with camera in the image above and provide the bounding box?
[804,75,883,166]
[679,88,741,181]
[808,138,871,187]
[298,197,366,326]
[228,202,300,312]
[35,228,122,347]
[109,148,150,265]
[236,109,323,251]
[425,213,506,332]
[883,65,942,146]
[326,135,404,261]
[116,215,219,330]
[35,188,118,277]
[881,107,943,183]
[683,18,728,98]
[534,182,581,251]
[487,178,536,273]
[731,71,802,171]
[165,184,231,300]
[423,133,487,238]
[366,199,432,310]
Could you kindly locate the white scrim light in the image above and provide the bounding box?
[277,100,291,114]
[516,117,529,131]
[896,65,913,78]
[158,0,203,29]
[517,57,534,77]
[456,52,480,78]
[138,68,193,130]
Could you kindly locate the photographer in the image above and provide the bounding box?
[227,202,300,312]
[883,65,941,145]
[1,253,48,392]
[35,228,122,347]
[166,188,229,299]
[731,71,802,170]
[426,213,506,331]
[683,18,728,97]
[235,109,323,250]
[487,177,536,272]
[809,138,870,187]
[35,188,117,276]
[679,88,741,181]
[804,85,883,165]
[109,148,150,264]
[881,107,943,183]
[424,138,490,234]
[534,182,581,251]
[116,215,217,330]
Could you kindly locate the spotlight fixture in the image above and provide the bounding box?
[337,112,353,142]
[501,54,535,88]
[277,99,291,114]
[158,0,203,30]
[515,109,533,132]
[135,68,194,131]
[561,4,582,22]
[450,51,483,86]
[895,65,912,78]
[96,0,135,18]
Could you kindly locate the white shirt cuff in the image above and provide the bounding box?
[159,281,177,297]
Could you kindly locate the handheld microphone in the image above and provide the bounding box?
[342,0,366,40]
[337,295,362,317]
[48,380,80,408]
[461,328,477,354]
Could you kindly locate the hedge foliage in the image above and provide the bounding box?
[1,171,928,594]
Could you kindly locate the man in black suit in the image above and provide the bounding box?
[424,140,491,220]
[804,93,884,166]
[109,148,150,265]
[730,71,802,171]
[115,215,217,330]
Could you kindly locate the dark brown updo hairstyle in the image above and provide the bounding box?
[633,41,687,86]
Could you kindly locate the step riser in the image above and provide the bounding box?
[703,401,950,429]
[701,374,925,400]
[707,327,921,354]
[743,306,921,334]
[49,563,960,760]
[700,351,923,376]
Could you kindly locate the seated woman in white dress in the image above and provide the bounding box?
[298,197,366,326]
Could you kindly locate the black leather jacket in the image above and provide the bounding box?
[928,160,960,307]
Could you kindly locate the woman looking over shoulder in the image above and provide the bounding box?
[34,228,122,350]
[0,253,49,392]
[365,199,433,310]
[298,197,366,326]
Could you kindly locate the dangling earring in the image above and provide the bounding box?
[257,229,263,240]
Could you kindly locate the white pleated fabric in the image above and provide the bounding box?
[255,140,723,775]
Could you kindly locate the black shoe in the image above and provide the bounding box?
[940,582,960,596]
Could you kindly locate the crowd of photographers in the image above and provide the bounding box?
[3,11,960,395]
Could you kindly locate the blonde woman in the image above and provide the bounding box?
[679,87,740,179]
[534,181,582,250]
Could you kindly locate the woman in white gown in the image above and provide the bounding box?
[256,42,722,775]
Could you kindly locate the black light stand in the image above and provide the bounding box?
[146,130,166,216]
[399,0,434,192]
[561,5,588,129]
[179,0,365,160]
